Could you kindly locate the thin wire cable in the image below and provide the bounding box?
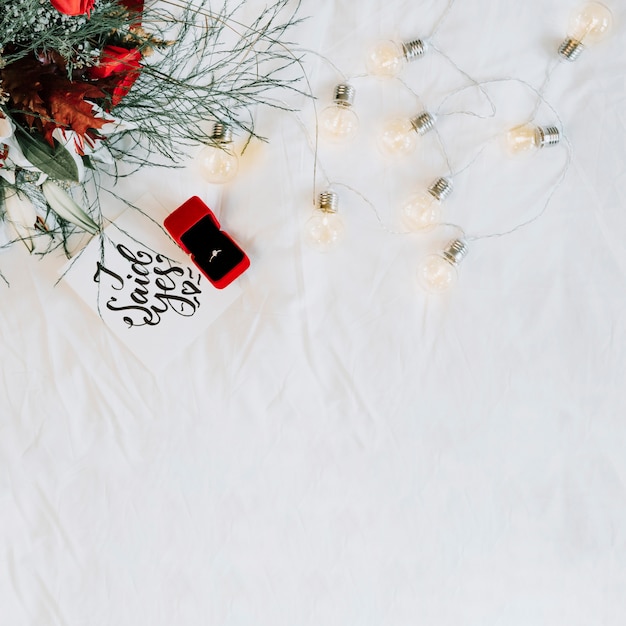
[431,73,566,148]
[397,77,427,108]
[396,73,494,181]
[291,46,349,82]
[310,81,562,238]
[437,222,467,238]
[431,45,497,119]
[528,59,561,123]
[202,0,570,250]
[283,110,398,231]
[448,134,499,178]
[460,76,565,127]
[278,106,333,197]
[467,136,573,241]
[433,126,454,176]
[328,181,411,236]
[428,0,458,39]
[432,75,571,242]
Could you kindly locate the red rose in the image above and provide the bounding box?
[50,0,95,16]
[87,46,142,107]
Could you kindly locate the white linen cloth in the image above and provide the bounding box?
[1,1,626,624]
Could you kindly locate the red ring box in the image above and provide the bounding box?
[164,196,250,289]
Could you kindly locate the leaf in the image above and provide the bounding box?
[0,56,51,121]
[1,54,107,151]
[41,181,99,235]
[14,128,80,181]
[47,81,108,142]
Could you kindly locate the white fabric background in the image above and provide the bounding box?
[2,0,626,624]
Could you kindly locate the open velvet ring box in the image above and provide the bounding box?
[164,196,250,289]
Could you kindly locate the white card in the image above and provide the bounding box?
[61,196,242,371]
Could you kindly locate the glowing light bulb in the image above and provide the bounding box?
[319,84,359,144]
[305,191,345,252]
[505,125,561,155]
[378,111,436,157]
[417,239,468,294]
[366,39,427,78]
[198,123,239,184]
[558,2,613,61]
[401,177,452,232]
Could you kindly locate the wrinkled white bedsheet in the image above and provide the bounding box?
[2,1,626,624]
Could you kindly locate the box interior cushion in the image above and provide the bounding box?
[180,215,245,281]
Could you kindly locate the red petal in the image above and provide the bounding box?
[49,0,95,16]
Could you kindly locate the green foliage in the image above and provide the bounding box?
[0,0,306,262]
[14,128,80,182]
[110,0,305,162]
[0,0,131,69]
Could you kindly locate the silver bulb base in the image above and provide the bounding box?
[211,123,233,144]
[319,191,339,214]
[410,111,436,135]
[428,177,453,202]
[442,239,468,266]
[558,37,584,61]
[402,39,427,61]
[537,126,561,148]
[333,84,355,107]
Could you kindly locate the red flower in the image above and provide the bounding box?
[120,0,144,13]
[50,0,144,20]
[87,46,142,108]
[50,0,95,16]
[119,0,144,27]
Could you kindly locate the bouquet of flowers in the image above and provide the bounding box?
[0,0,302,264]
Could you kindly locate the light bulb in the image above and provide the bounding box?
[378,111,436,157]
[558,2,613,61]
[417,239,468,294]
[198,123,239,184]
[401,177,452,232]
[305,191,345,252]
[319,84,359,144]
[366,39,427,78]
[505,125,561,155]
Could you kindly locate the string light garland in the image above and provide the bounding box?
[300,0,613,297]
